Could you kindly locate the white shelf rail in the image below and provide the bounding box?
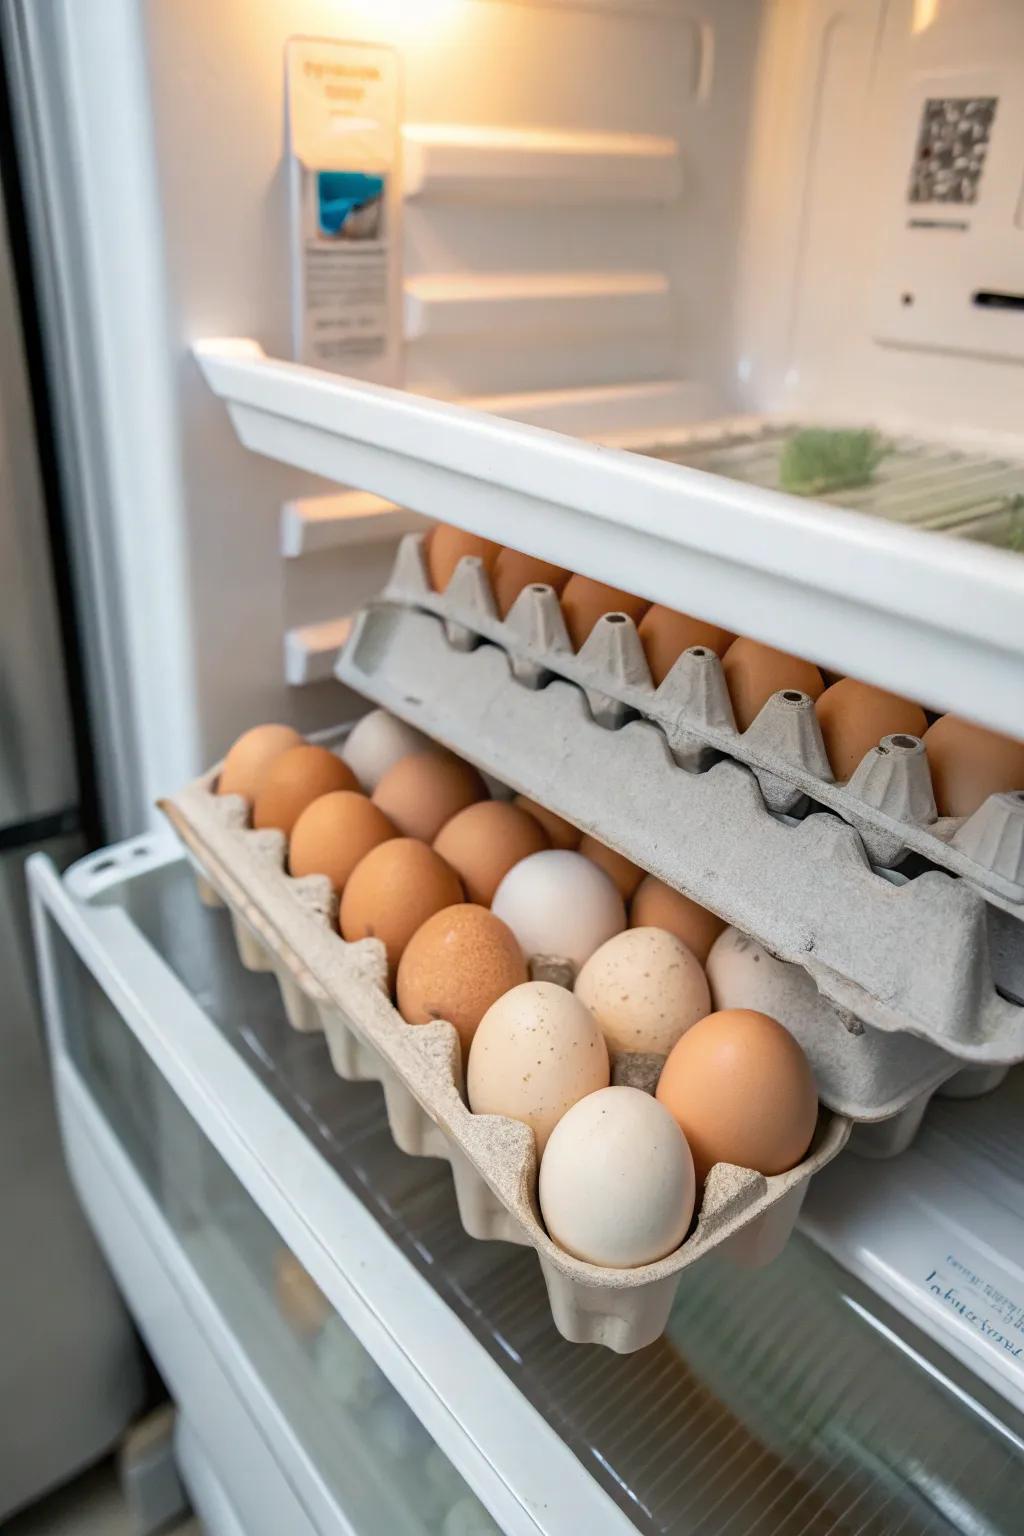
[194,339,1024,735]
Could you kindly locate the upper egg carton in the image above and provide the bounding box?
[161,774,848,1353]
[383,533,1024,912]
[336,600,1024,1063]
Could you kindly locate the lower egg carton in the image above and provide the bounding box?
[336,602,1024,1086]
[163,777,849,1353]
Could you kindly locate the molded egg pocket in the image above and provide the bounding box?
[162,768,851,1352]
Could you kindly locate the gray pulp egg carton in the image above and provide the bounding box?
[335,595,1024,1123]
[382,533,1024,905]
[161,773,849,1354]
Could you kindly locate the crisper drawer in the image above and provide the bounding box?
[29,836,1024,1536]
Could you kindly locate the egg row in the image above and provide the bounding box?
[214,712,819,1270]
[425,523,1024,818]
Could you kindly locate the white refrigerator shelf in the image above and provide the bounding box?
[194,338,1024,738]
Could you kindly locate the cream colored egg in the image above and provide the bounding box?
[491,850,626,976]
[539,1087,695,1267]
[341,710,433,791]
[466,981,610,1153]
[575,927,711,1056]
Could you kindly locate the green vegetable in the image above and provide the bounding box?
[779,428,887,497]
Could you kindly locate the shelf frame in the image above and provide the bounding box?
[194,339,1024,736]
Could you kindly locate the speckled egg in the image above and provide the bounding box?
[433,800,549,905]
[252,746,358,836]
[339,838,463,976]
[630,875,725,965]
[722,638,825,732]
[575,926,711,1056]
[396,904,528,1055]
[372,751,487,842]
[466,981,610,1154]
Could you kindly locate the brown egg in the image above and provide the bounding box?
[656,1008,818,1185]
[577,834,644,900]
[722,637,825,732]
[638,607,736,685]
[252,746,358,836]
[217,724,304,800]
[560,575,650,650]
[491,548,570,617]
[288,791,397,893]
[513,795,581,851]
[923,716,1024,818]
[630,875,725,965]
[426,523,501,592]
[815,679,928,781]
[372,751,487,842]
[396,904,528,1055]
[433,800,549,905]
[340,838,464,976]
[274,1250,330,1338]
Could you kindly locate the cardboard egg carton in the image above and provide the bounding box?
[161,773,849,1353]
[335,601,1024,1105]
[383,533,1024,910]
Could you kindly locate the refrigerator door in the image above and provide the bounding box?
[0,171,76,832]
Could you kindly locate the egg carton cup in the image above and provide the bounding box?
[160,775,849,1353]
[383,533,1024,913]
[336,602,1024,1096]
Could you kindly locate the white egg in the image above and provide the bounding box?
[539,1087,695,1267]
[490,849,625,975]
[575,927,710,1056]
[466,981,609,1153]
[340,710,432,791]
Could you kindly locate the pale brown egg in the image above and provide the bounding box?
[559,575,650,650]
[815,679,927,781]
[372,751,487,842]
[217,723,304,800]
[426,522,501,592]
[339,838,464,977]
[513,795,581,851]
[577,834,644,900]
[630,875,725,964]
[433,800,549,905]
[656,1008,818,1185]
[396,904,528,1055]
[923,716,1024,818]
[638,606,736,686]
[252,746,358,836]
[288,791,397,893]
[491,548,570,617]
[722,638,825,732]
[274,1250,330,1338]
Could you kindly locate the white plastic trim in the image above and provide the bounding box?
[284,617,354,686]
[403,271,671,341]
[280,492,426,559]
[194,340,1024,735]
[28,844,636,1536]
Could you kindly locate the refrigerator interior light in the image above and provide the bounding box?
[345,0,464,39]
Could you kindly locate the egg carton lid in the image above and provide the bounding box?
[336,601,1024,1063]
[160,775,848,1309]
[382,532,1024,908]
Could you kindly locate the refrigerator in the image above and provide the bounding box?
[0,78,142,1520]
[4,0,1024,1532]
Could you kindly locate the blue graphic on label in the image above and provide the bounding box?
[924,1253,1024,1364]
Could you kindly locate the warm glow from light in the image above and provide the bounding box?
[912,0,939,34]
[345,0,463,39]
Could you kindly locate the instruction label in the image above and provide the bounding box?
[285,38,401,381]
[923,1251,1024,1366]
